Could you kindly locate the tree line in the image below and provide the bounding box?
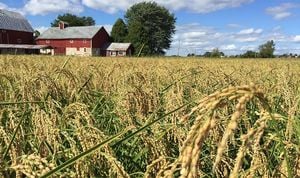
[188,40,278,58]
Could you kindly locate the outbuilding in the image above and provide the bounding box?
[103,43,134,57]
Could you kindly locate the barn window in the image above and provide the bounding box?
[77,47,80,51]
[83,40,87,43]
[17,38,22,44]
[84,48,87,52]
[46,40,50,44]
[70,40,74,43]
[118,51,124,55]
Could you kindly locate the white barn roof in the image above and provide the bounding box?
[37,26,104,39]
[0,9,34,32]
[0,44,51,49]
[104,43,132,51]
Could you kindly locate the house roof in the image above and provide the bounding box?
[0,44,52,49]
[103,43,132,51]
[0,9,34,32]
[37,26,104,40]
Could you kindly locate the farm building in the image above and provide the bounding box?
[0,9,50,54]
[36,22,110,56]
[0,44,52,55]
[103,43,134,57]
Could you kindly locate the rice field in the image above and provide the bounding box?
[0,55,299,178]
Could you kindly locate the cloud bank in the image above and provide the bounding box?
[266,3,298,20]
[1,0,254,15]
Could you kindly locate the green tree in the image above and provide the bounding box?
[210,48,224,58]
[259,40,275,58]
[111,18,128,43]
[203,49,224,58]
[242,50,258,58]
[203,52,212,58]
[51,13,95,27]
[125,2,176,56]
[187,53,196,57]
[33,30,40,39]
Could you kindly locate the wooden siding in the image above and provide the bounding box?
[36,39,92,55]
[106,48,133,57]
[66,47,92,56]
[0,29,33,44]
[105,45,133,57]
[92,27,110,49]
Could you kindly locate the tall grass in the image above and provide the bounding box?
[0,55,299,177]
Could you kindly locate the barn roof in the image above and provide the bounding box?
[103,43,132,51]
[0,44,52,49]
[37,26,104,39]
[0,9,34,32]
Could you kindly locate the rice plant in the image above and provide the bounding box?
[0,55,299,177]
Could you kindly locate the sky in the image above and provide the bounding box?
[0,0,300,56]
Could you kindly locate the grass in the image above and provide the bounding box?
[0,55,299,177]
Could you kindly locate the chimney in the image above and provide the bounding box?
[59,21,69,30]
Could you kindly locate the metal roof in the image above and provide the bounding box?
[0,9,34,32]
[37,26,103,39]
[103,43,132,51]
[0,44,52,49]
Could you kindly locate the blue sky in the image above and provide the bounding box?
[1,0,300,55]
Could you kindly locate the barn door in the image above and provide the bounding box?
[54,47,66,55]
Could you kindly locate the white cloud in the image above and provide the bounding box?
[0,2,8,9]
[234,28,263,42]
[81,0,128,14]
[35,26,49,33]
[0,2,22,14]
[240,45,257,51]
[0,0,254,16]
[22,0,84,15]
[266,3,297,20]
[272,26,281,31]
[181,31,207,39]
[0,0,254,15]
[238,28,263,35]
[82,0,254,14]
[227,23,242,28]
[236,37,258,42]
[273,12,291,20]
[221,44,237,50]
[293,35,300,43]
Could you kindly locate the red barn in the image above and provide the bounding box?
[36,22,110,56]
[0,9,51,54]
[0,9,34,44]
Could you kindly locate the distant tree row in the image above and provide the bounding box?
[188,40,277,58]
[203,48,225,58]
